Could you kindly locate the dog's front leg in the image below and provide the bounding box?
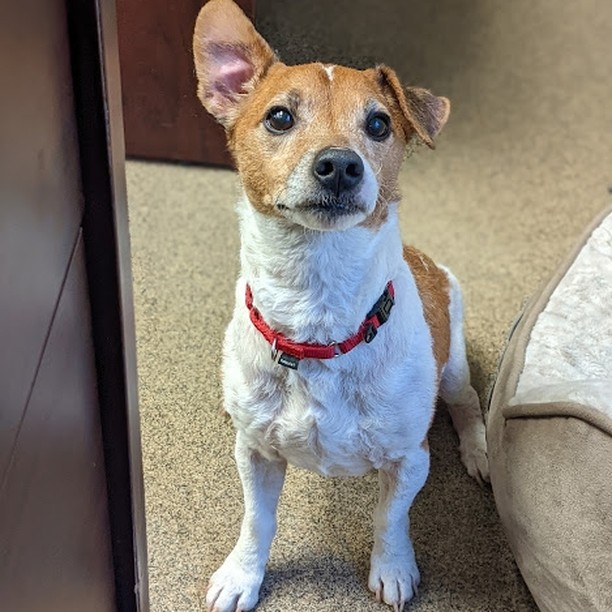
[206,432,287,612]
[368,447,430,612]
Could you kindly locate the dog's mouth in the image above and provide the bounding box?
[279,195,366,217]
[275,195,369,231]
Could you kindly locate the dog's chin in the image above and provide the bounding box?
[277,198,371,231]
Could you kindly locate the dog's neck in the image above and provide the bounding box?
[237,195,403,344]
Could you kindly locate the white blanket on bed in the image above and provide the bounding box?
[512,211,612,422]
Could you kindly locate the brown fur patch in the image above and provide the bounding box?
[403,245,451,375]
[375,66,450,149]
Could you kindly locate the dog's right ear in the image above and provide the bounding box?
[193,0,277,128]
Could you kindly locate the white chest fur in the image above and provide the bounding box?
[222,198,438,476]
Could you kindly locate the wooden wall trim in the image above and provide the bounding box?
[116,0,253,165]
[66,1,149,611]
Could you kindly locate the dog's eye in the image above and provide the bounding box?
[264,106,295,133]
[365,112,391,141]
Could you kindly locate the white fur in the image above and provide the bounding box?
[207,194,488,612]
[440,268,489,483]
[323,64,335,81]
[226,200,436,474]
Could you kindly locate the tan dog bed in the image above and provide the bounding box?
[487,205,612,612]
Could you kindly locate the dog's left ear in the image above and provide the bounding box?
[375,65,450,149]
[193,0,277,128]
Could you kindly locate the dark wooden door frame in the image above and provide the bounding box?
[67,1,148,610]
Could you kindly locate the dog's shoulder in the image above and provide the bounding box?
[402,245,450,372]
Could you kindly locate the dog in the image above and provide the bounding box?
[193,1,489,610]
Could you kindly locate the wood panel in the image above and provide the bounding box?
[0,235,116,612]
[116,0,253,166]
[0,0,84,477]
[0,1,148,609]
[68,0,149,607]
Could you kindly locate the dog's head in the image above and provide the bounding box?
[193,0,450,231]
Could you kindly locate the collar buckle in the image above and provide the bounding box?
[364,323,378,344]
[367,284,395,324]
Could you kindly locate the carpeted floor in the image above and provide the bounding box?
[126,0,612,610]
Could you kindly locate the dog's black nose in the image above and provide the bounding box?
[312,148,364,194]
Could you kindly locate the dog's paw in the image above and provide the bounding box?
[460,433,490,485]
[206,558,263,612]
[368,552,420,612]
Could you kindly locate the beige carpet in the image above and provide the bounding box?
[126,0,612,610]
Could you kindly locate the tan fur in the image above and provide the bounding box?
[403,245,451,375]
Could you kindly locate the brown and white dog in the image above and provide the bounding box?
[193,1,489,610]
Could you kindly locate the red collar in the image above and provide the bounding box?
[245,282,395,369]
